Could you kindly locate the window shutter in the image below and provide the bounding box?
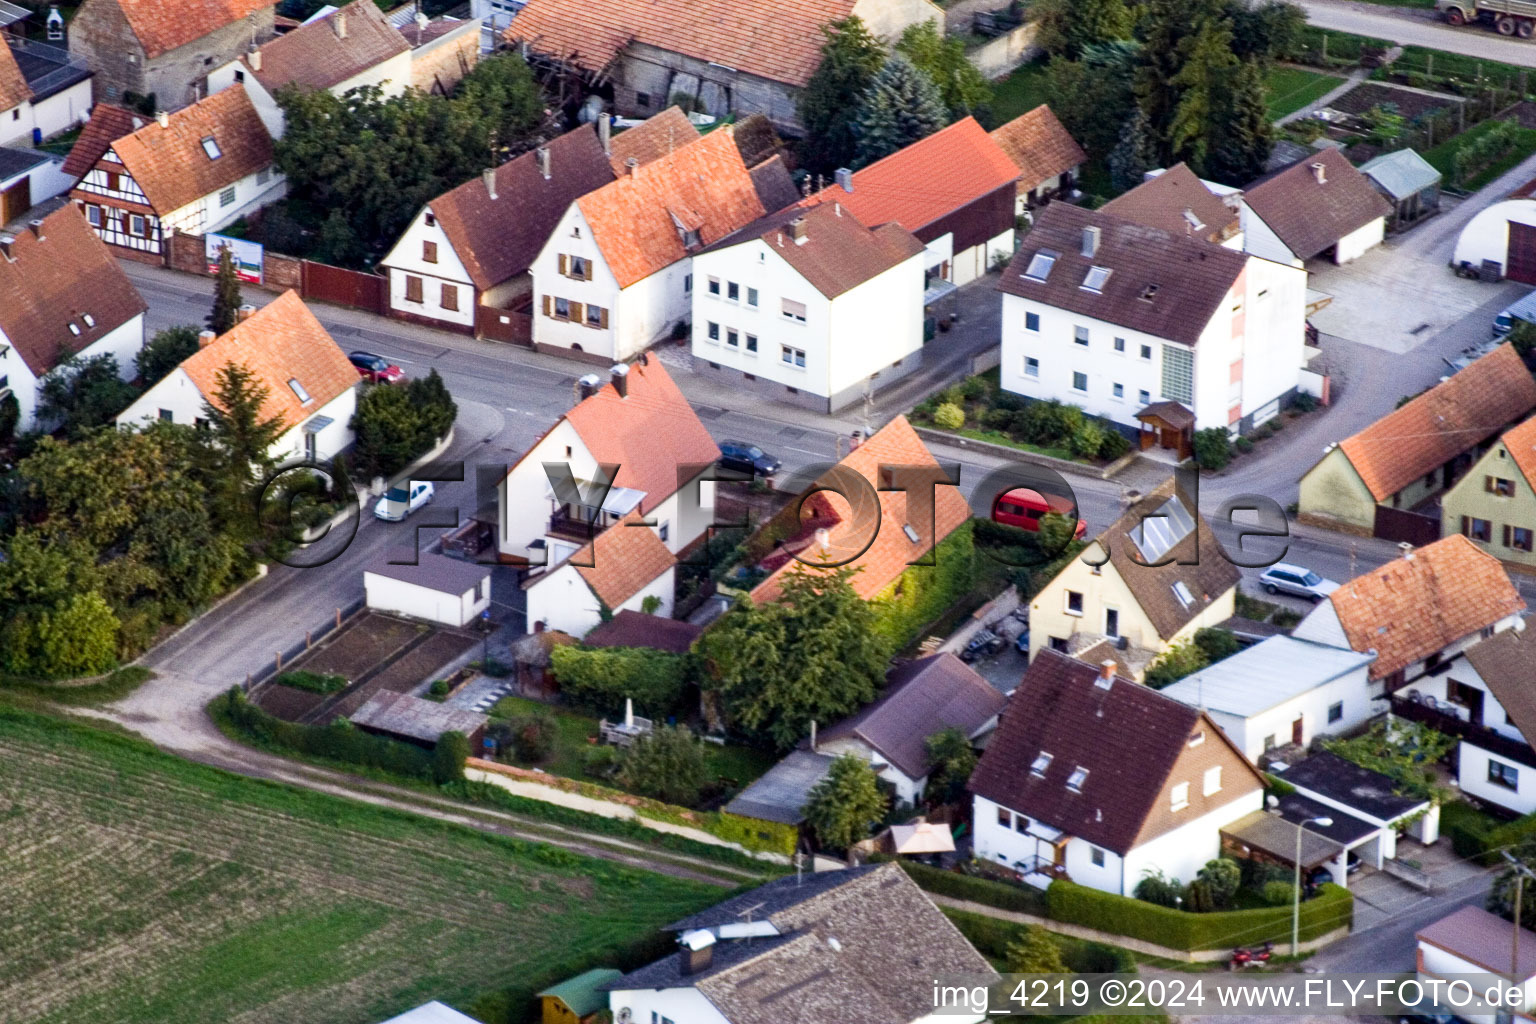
[584,260,593,281]
[1462,516,1470,537]
[599,306,609,329]
[571,301,584,324]
[1505,524,1513,547]
[558,254,568,276]
[542,294,552,317]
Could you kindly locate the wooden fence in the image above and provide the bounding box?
[166,229,387,314]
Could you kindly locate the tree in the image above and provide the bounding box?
[1006,926,1070,974]
[1193,627,1241,663]
[350,371,457,478]
[1143,639,1209,689]
[1196,857,1242,908]
[1109,105,1159,192]
[432,730,469,784]
[1031,0,1134,59]
[37,354,138,433]
[454,51,547,158]
[1201,60,1273,185]
[135,325,202,387]
[697,567,892,750]
[408,369,458,446]
[313,209,366,268]
[853,53,948,167]
[1226,0,1307,63]
[924,727,977,806]
[1322,721,1456,802]
[802,753,887,850]
[1167,13,1238,168]
[35,591,119,678]
[1192,427,1232,471]
[1488,845,1536,926]
[1044,42,1139,162]
[207,246,244,335]
[202,362,285,479]
[619,725,710,806]
[797,17,886,176]
[0,390,18,445]
[895,22,992,120]
[329,451,355,504]
[1134,868,1184,907]
[1508,319,1536,364]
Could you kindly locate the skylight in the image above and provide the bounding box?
[67,322,81,336]
[1030,752,1053,776]
[1066,767,1088,792]
[1081,265,1112,293]
[1131,495,1195,563]
[1172,580,1195,607]
[288,378,311,403]
[201,137,222,160]
[82,313,95,327]
[1023,250,1058,283]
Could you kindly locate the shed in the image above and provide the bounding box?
[723,749,836,826]
[350,691,488,749]
[364,553,491,628]
[1358,149,1441,228]
[583,609,703,654]
[537,968,622,1024]
[1454,198,1536,283]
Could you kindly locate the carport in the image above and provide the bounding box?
[1221,804,1352,889]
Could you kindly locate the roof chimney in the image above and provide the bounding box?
[27,218,44,239]
[248,48,261,71]
[678,930,716,975]
[577,373,601,400]
[1399,541,1414,560]
[333,10,346,38]
[415,10,428,31]
[789,216,808,244]
[0,234,13,261]
[198,329,217,347]
[1081,225,1099,259]
[815,526,831,556]
[536,145,551,181]
[625,156,639,178]
[482,166,497,200]
[598,115,611,156]
[236,303,256,323]
[156,110,169,128]
[835,167,853,192]
[610,362,629,398]
[1310,161,1327,184]
[1095,659,1116,690]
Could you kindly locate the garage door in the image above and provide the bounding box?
[1509,221,1536,285]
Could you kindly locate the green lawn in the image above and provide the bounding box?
[0,703,719,1024]
[987,61,1051,128]
[1264,66,1345,120]
[1423,118,1536,190]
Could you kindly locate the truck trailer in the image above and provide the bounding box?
[1437,0,1536,36]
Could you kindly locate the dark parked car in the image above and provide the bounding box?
[718,440,781,478]
[349,350,405,384]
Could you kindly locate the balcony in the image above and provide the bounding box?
[1389,694,1536,768]
[547,509,600,544]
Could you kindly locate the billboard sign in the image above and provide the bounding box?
[206,233,264,285]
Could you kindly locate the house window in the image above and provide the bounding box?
[440,284,458,311]
[1024,356,1039,378]
[1031,752,1052,776]
[158,408,173,422]
[659,520,670,542]
[82,314,95,328]
[1104,607,1119,637]
[1090,846,1105,867]
[1112,382,1124,399]
[747,287,758,307]
[1065,590,1083,615]
[1074,325,1089,346]
[567,255,589,279]
[201,137,222,160]
[1025,311,1040,332]
[727,328,739,348]
[1425,471,1437,488]
[1114,337,1126,353]
[1488,476,1517,496]
[684,273,692,293]
[105,171,120,192]
[1050,636,1068,653]
[1489,759,1520,791]
[405,276,423,303]
[745,334,758,353]
[650,1014,676,1024]
[781,345,806,368]
[1512,526,1534,552]
[128,214,146,236]
[1161,345,1194,404]
[636,91,652,108]
[423,240,438,263]
[1140,344,1152,360]
[781,298,807,323]
[219,186,236,207]
[554,297,571,319]
[707,321,719,342]
[727,281,739,301]
[1464,516,1493,543]
[708,276,721,296]
[1013,814,1030,834]
[1328,701,1344,723]
[1066,766,1088,791]
[288,378,311,404]
[424,212,436,227]
[1170,782,1190,811]
[1203,766,1222,796]
[1072,371,1087,392]
[1139,389,1151,405]
[585,304,605,327]
[997,806,1011,828]
[234,69,245,83]
[85,205,102,228]
[256,167,270,185]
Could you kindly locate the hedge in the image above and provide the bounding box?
[218,687,434,779]
[548,644,692,718]
[1441,801,1499,861]
[943,907,1135,972]
[273,669,347,694]
[1482,811,1536,863]
[869,522,977,651]
[899,860,1050,916]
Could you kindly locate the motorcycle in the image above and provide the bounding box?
[1228,942,1273,970]
[960,629,1005,663]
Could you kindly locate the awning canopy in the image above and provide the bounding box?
[302,415,335,435]
[1135,401,1195,431]
[1221,810,1344,869]
[543,481,647,517]
[889,821,956,854]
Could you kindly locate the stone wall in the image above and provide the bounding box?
[411,22,481,95]
[966,21,1041,79]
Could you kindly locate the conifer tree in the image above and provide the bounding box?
[797,17,886,176]
[207,247,243,336]
[853,53,948,167]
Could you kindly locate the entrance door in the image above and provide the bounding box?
[0,176,29,224]
[1292,716,1304,746]
[1510,221,1536,285]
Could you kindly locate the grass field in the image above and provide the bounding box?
[1265,66,1345,120]
[0,704,721,1024]
[987,61,1051,128]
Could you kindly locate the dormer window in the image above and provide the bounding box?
[288,378,311,404]
[1030,752,1052,776]
[67,322,81,336]
[1023,250,1057,283]
[1066,767,1088,792]
[82,314,95,327]
[1081,266,1111,293]
[1172,581,1194,607]
[682,228,701,249]
[201,137,222,160]
[424,212,436,227]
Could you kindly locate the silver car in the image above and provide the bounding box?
[1258,563,1339,603]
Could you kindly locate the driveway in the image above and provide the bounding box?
[1297,0,1536,63]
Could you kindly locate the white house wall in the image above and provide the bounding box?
[6,313,145,432]
[1459,741,1536,815]
[498,418,594,559]
[608,986,730,1024]
[382,204,478,328]
[5,77,94,145]
[1119,788,1264,894]
[524,562,675,637]
[1454,199,1536,272]
[1201,664,1377,763]
[645,469,716,554]
[161,167,287,238]
[1239,204,1301,267]
[364,572,489,628]
[1419,945,1536,1024]
[1333,217,1385,264]
[206,64,284,137]
[826,255,926,400]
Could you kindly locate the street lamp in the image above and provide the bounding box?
[1501,851,1536,987]
[1290,813,1332,957]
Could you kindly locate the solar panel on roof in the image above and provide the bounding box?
[1132,495,1195,563]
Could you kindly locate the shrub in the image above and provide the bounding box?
[1097,429,1131,460]
[275,669,348,694]
[505,710,558,763]
[1046,880,1352,951]
[433,730,469,784]
[1263,881,1296,907]
[898,861,1050,915]
[217,688,434,779]
[1193,427,1232,471]
[1197,857,1242,909]
[933,402,966,430]
[1013,399,1085,446]
[1134,868,1184,907]
[549,645,691,718]
[1007,925,1071,973]
[980,408,1014,431]
[580,744,622,779]
[959,375,988,401]
[1291,392,1319,414]
[1193,627,1241,663]
[1235,436,1255,454]
[618,724,710,806]
[1069,420,1108,459]
[1442,801,1498,861]
[1143,639,1210,689]
[429,679,450,697]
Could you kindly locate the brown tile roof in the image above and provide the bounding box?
[241,0,408,94]
[803,117,1019,236]
[1464,625,1536,745]
[0,205,147,378]
[559,353,721,515]
[1334,343,1536,502]
[1326,534,1525,680]
[1100,163,1240,245]
[505,0,855,88]
[732,112,785,169]
[748,154,800,214]
[403,123,617,292]
[178,290,358,433]
[607,106,700,175]
[1243,148,1391,260]
[110,0,273,60]
[1418,906,1536,979]
[583,608,703,653]
[572,511,676,608]
[998,202,1247,347]
[989,105,1085,189]
[0,37,33,112]
[816,653,1005,779]
[705,201,924,299]
[1097,475,1241,641]
[109,85,273,214]
[750,415,972,604]
[970,649,1262,855]
[577,128,764,289]
[62,104,144,180]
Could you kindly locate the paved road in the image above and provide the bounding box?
[1299,0,1536,63]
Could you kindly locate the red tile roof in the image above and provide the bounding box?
[802,118,1019,235]
[107,86,273,214]
[750,415,972,604]
[505,0,856,88]
[988,105,1084,189]
[0,38,33,113]
[607,107,700,175]
[1334,343,1536,502]
[1499,414,1536,493]
[241,0,408,94]
[705,201,924,298]
[573,511,676,608]
[1100,162,1240,245]
[110,0,273,60]
[178,290,357,433]
[0,205,147,378]
[1325,535,1526,681]
[62,105,144,180]
[577,128,764,289]
[584,608,703,653]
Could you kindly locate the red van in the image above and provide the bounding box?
[991,487,1087,540]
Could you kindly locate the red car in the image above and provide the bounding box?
[349,350,404,384]
[992,487,1087,540]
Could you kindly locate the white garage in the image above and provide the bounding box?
[1453,199,1536,283]
[364,554,491,629]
